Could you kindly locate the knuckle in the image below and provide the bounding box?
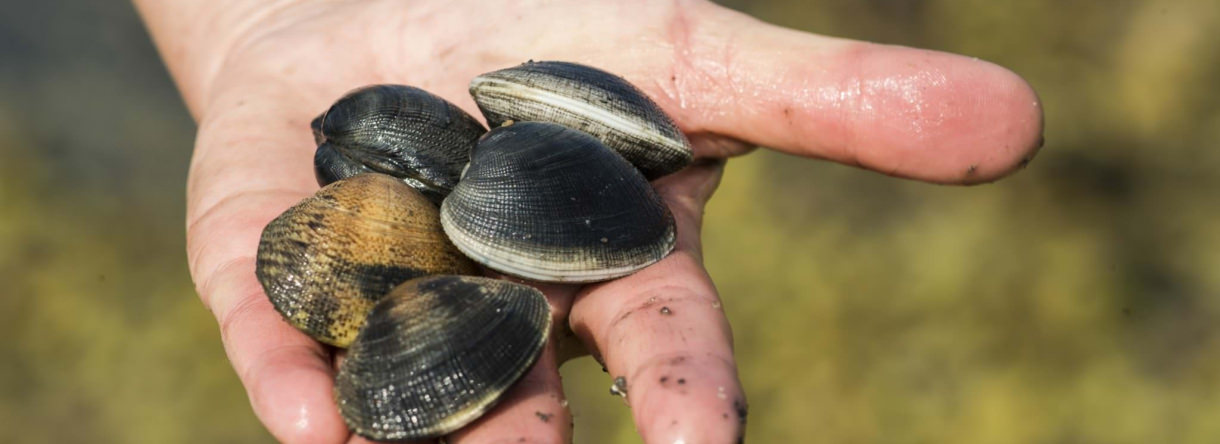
[607,282,720,332]
[217,290,266,345]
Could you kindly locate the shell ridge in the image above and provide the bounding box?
[336,276,551,440]
[469,79,688,154]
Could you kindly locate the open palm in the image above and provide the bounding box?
[169,1,1043,442]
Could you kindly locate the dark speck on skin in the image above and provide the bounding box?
[660,376,669,384]
[677,378,686,385]
[733,398,749,425]
[535,411,553,423]
[965,164,978,176]
[660,306,672,315]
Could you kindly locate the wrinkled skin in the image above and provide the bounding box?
[171,0,1043,442]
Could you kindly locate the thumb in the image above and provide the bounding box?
[650,3,1044,184]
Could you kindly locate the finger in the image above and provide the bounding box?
[202,257,350,444]
[569,163,747,444]
[570,252,745,444]
[651,157,728,257]
[185,87,346,443]
[645,2,1044,183]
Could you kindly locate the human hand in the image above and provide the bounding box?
[137,0,1042,442]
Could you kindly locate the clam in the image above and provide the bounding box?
[470,60,694,179]
[312,85,486,204]
[335,275,551,441]
[440,121,676,283]
[255,173,478,347]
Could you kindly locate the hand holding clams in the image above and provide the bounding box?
[256,61,692,440]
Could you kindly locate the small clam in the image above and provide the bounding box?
[313,85,486,204]
[441,122,676,283]
[335,275,551,441]
[255,173,478,347]
[470,60,694,179]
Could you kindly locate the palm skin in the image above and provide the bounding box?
[177,1,1043,443]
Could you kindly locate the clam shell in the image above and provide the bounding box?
[313,142,374,185]
[441,122,676,283]
[335,275,551,441]
[314,85,486,204]
[310,114,325,144]
[469,60,693,179]
[255,173,478,347]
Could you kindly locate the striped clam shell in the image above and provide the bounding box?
[469,60,693,179]
[335,275,551,441]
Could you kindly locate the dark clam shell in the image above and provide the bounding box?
[313,85,486,204]
[440,122,676,282]
[255,173,478,347]
[313,142,374,185]
[310,114,325,144]
[335,275,551,441]
[469,60,693,179]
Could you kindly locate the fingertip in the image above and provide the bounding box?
[628,355,747,444]
[798,43,1046,184]
[862,49,1044,183]
[966,58,1045,182]
[205,260,349,444]
[245,346,349,444]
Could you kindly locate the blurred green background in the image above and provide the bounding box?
[2,0,1218,442]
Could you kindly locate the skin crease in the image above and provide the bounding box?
[134,0,1044,443]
